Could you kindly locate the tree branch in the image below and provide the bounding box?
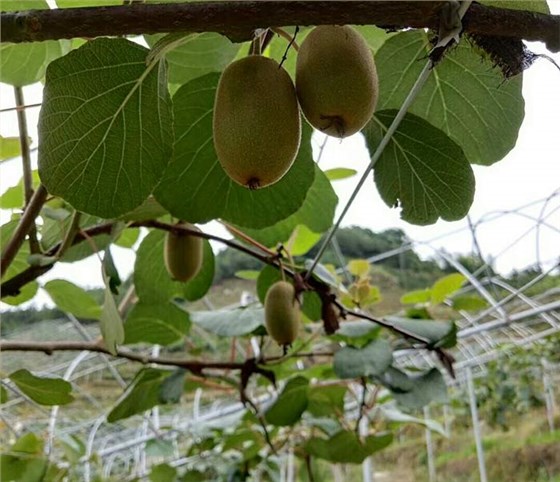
[13,87,41,255]
[0,340,332,373]
[0,184,48,278]
[1,1,558,52]
[1,219,274,298]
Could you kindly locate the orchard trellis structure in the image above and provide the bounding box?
[1,1,560,481]
[2,190,559,480]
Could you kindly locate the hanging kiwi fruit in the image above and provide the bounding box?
[213,55,302,189]
[164,222,203,282]
[296,25,379,138]
[264,280,301,347]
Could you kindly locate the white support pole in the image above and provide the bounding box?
[466,367,487,482]
[360,411,374,482]
[286,448,295,482]
[424,406,436,482]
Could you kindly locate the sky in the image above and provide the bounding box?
[1,4,560,309]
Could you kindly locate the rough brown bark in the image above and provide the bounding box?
[1,1,559,52]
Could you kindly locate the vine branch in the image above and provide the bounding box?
[0,184,48,278]
[1,1,558,52]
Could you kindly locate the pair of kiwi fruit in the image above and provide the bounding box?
[213,25,379,190]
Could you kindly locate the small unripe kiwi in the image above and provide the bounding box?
[296,25,378,138]
[164,222,203,282]
[213,55,302,189]
[264,281,300,346]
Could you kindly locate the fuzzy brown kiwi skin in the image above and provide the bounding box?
[164,222,203,282]
[264,281,300,346]
[213,55,301,189]
[296,25,379,138]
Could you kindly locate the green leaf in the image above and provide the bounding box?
[307,385,346,418]
[347,259,370,278]
[99,273,124,356]
[431,273,465,304]
[331,320,381,347]
[379,406,446,436]
[40,212,112,263]
[265,376,309,426]
[56,0,121,6]
[400,289,432,305]
[149,463,177,482]
[452,295,489,311]
[333,339,393,379]
[159,369,185,404]
[0,385,8,404]
[238,166,337,247]
[376,30,524,166]
[134,230,214,304]
[124,301,190,345]
[9,369,74,406]
[234,270,260,280]
[0,0,68,86]
[154,73,315,228]
[366,110,475,225]
[44,279,102,319]
[286,225,323,257]
[0,135,30,162]
[306,430,392,464]
[114,227,140,249]
[190,306,264,337]
[387,368,448,410]
[324,167,357,181]
[385,317,457,348]
[107,368,167,423]
[354,25,394,52]
[145,33,240,85]
[481,1,549,13]
[0,433,47,482]
[38,38,173,218]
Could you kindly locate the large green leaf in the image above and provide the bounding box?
[189,306,264,337]
[124,301,190,345]
[38,38,173,218]
[333,339,393,379]
[375,30,524,166]
[0,135,29,162]
[366,110,475,225]
[107,368,168,423]
[9,369,74,406]
[134,230,214,304]
[1,220,39,306]
[154,73,315,228]
[265,376,309,426]
[379,406,446,436]
[146,33,240,85]
[44,279,101,319]
[306,430,393,464]
[238,165,337,249]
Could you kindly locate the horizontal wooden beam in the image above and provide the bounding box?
[1,1,559,52]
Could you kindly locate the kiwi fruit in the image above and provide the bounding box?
[264,280,300,346]
[213,55,301,189]
[296,25,378,138]
[164,222,203,282]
